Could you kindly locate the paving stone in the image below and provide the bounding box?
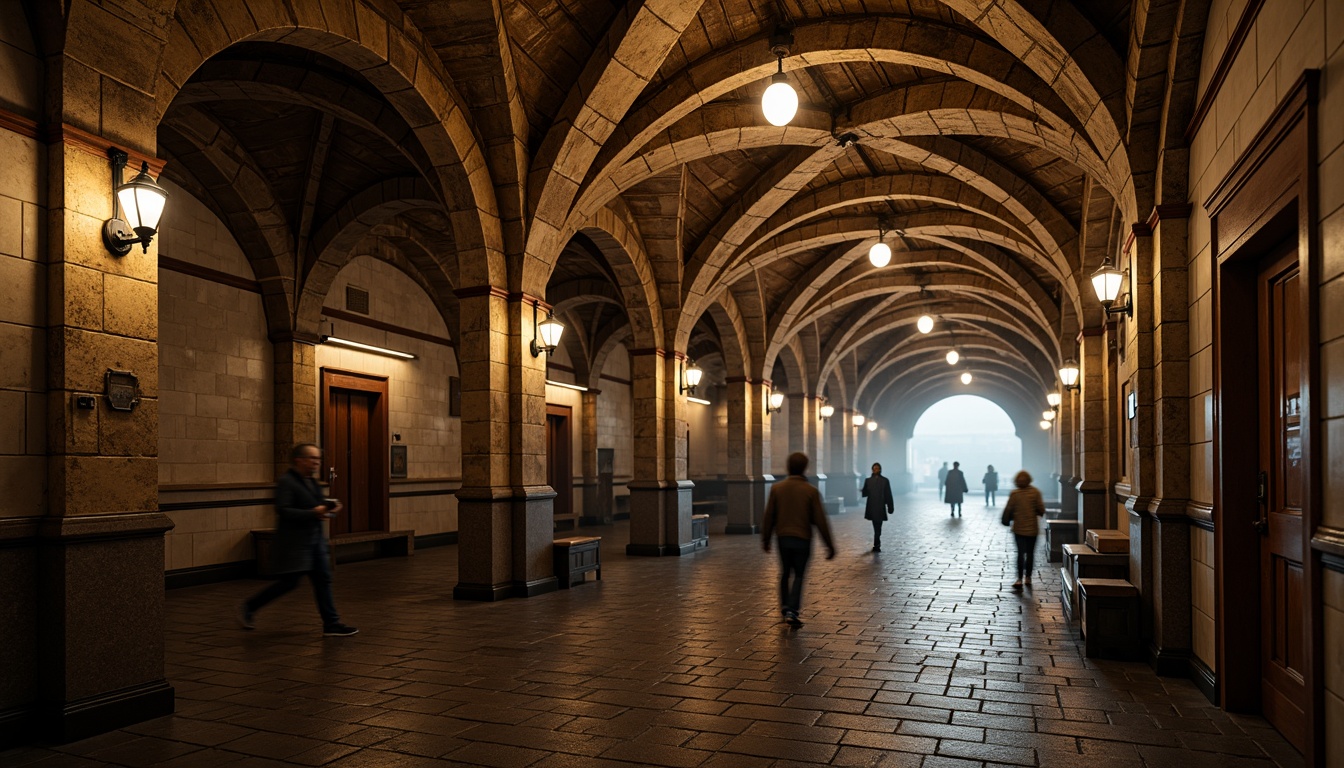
[0,499,1303,767]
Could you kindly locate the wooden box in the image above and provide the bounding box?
[553,536,602,588]
[691,514,709,549]
[1078,578,1140,659]
[1085,528,1130,554]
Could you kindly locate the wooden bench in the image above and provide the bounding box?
[553,535,602,588]
[1077,578,1141,659]
[691,514,710,549]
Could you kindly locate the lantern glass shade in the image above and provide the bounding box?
[1091,263,1124,304]
[116,163,168,233]
[946,349,959,365]
[1042,410,1056,421]
[960,372,972,385]
[761,74,798,126]
[868,240,891,268]
[916,315,934,334]
[852,413,865,426]
[1039,419,1052,430]
[685,363,703,389]
[866,420,878,432]
[1059,360,1080,387]
[537,314,565,350]
[1046,391,1062,407]
[819,403,835,419]
[768,392,785,410]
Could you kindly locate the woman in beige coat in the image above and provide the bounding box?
[1001,470,1045,589]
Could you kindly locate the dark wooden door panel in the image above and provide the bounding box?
[1257,252,1306,752]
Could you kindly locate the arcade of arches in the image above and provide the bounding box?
[0,0,1341,764]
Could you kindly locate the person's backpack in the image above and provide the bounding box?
[1000,504,1012,526]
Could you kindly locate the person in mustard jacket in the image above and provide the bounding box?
[762,452,836,627]
[1001,470,1046,589]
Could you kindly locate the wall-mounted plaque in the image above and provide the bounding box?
[390,444,408,478]
[105,369,141,411]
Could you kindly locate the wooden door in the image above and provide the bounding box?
[546,405,573,523]
[322,370,389,536]
[1256,249,1306,752]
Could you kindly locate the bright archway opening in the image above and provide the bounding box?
[910,395,1021,496]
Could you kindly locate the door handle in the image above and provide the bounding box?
[329,467,338,483]
[1252,517,1268,535]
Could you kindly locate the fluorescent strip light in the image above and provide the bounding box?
[323,336,416,359]
[687,396,711,405]
[546,379,589,392]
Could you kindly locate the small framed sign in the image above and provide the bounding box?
[105,369,141,411]
[1126,390,1137,420]
[390,444,408,478]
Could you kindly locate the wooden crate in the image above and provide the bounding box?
[553,536,602,588]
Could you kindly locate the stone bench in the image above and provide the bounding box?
[1061,543,1130,622]
[1078,578,1141,660]
[553,535,602,588]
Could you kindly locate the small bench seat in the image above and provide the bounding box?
[1077,577,1140,659]
[553,535,602,588]
[691,514,710,549]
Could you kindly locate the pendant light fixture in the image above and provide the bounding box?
[917,315,934,334]
[960,372,972,385]
[868,220,891,268]
[760,30,797,127]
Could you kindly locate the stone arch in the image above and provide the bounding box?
[149,0,505,287]
[574,201,664,351]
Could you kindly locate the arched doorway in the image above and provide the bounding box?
[909,395,1021,501]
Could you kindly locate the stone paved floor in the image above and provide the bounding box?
[3,493,1305,767]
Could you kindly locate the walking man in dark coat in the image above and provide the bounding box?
[239,443,358,636]
[762,452,836,628]
[861,462,894,552]
[944,461,969,517]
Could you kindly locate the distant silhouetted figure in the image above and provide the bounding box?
[861,462,894,552]
[936,462,949,493]
[944,461,968,517]
[983,465,999,506]
[1001,470,1046,589]
[762,452,835,628]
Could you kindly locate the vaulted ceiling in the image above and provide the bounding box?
[156,0,1204,430]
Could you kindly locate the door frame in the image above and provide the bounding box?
[1205,71,1322,763]
[320,368,391,533]
[546,403,573,522]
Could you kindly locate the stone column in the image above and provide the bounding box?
[579,389,606,525]
[888,432,912,494]
[627,349,669,554]
[724,378,772,534]
[272,337,318,476]
[789,394,825,494]
[1058,387,1078,517]
[453,290,557,600]
[827,411,858,504]
[36,140,174,741]
[1076,327,1108,533]
[660,354,693,555]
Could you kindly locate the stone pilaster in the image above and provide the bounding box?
[724,378,772,533]
[1077,328,1109,533]
[827,410,858,504]
[579,389,608,524]
[272,338,318,477]
[627,350,672,554]
[34,139,174,742]
[454,290,557,600]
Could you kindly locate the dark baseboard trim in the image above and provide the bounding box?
[579,516,613,526]
[724,524,758,535]
[46,679,174,744]
[1190,656,1218,704]
[662,542,698,556]
[1147,644,1192,678]
[453,582,513,602]
[1322,552,1344,573]
[165,560,254,589]
[0,705,37,749]
[414,532,457,549]
[625,543,666,557]
[512,577,559,598]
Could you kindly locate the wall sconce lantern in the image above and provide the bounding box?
[851,412,865,427]
[1041,409,1056,421]
[1039,419,1052,430]
[819,403,835,420]
[1059,359,1080,391]
[960,372,972,385]
[760,29,798,127]
[1046,391,1062,408]
[1091,258,1133,317]
[866,420,878,432]
[530,300,564,357]
[767,390,785,414]
[103,149,168,256]
[916,315,934,334]
[680,359,703,396]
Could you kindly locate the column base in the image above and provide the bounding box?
[44,679,175,744]
[453,576,559,601]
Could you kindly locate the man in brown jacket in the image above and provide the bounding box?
[762,452,836,627]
